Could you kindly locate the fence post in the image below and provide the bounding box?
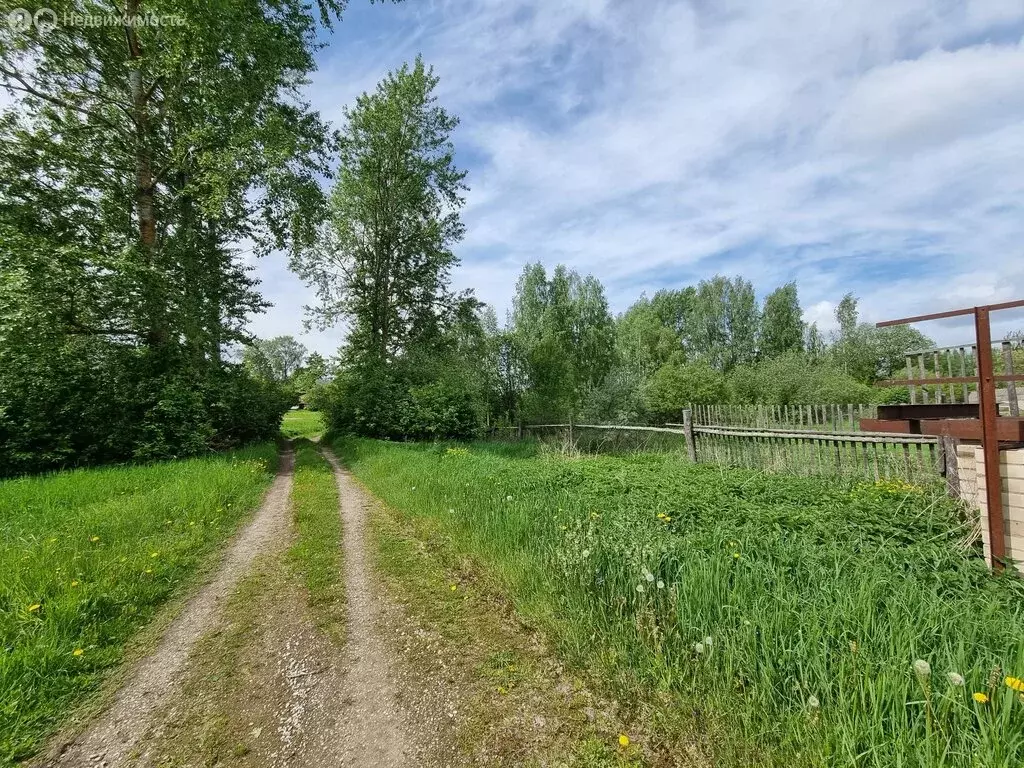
[1003,341,1019,417]
[682,408,697,463]
[941,436,960,497]
[517,418,523,440]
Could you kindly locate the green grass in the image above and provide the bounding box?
[333,437,1024,768]
[0,444,278,765]
[280,409,325,440]
[287,442,344,641]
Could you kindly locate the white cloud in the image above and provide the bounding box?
[822,43,1024,153]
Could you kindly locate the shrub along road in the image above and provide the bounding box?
[27,435,626,768]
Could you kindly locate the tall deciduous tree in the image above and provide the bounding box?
[760,282,805,359]
[510,263,615,421]
[687,276,759,370]
[0,0,358,472]
[292,56,467,365]
[243,336,309,382]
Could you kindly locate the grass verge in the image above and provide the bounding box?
[334,437,1024,768]
[280,410,325,441]
[286,441,344,642]
[0,443,278,765]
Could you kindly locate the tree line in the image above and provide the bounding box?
[0,13,940,472]
[287,60,932,439]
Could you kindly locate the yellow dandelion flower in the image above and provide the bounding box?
[145,568,153,574]
[497,686,507,694]
[150,552,159,558]
[70,580,80,587]
[733,552,741,559]
[973,692,989,704]
[90,536,100,542]
[450,584,457,591]
[72,648,84,657]
[28,603,41,612]
[618,734,630,748]
[1005,676,1024,693]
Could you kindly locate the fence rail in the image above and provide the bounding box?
[522,417,942,484]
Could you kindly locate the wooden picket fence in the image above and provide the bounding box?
[523,415,943,484]
[690,403,878,431]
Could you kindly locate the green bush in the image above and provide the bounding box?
[0,340,289,477]
[319,361,482,440]
[727,353,873,405]
[644,358,726,421]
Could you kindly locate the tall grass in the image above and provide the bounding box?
[0,444,277,764]
[334,437,1024,767]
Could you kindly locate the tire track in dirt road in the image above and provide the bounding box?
[319,447,429,768]
[38,446,296,768]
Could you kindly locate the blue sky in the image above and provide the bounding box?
[245,0,1024,355]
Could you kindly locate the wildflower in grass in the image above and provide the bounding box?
[973,692,989,704]
[732,552,741,559]
[618,734,630,748]
[70,580,79,587]
[643,570,655,583]
[849,640,858,655]
[947,672,965,687]
[704,635,713,648]
[506,495,513,501]
[656,580,665,589]
[90,536,100,542]
[913,659,931,678]
[450,584,457,591]
[694,642,705,655]
[636,584,645,593]
[145,568,153,574]
[150,551,160,558]
[27,603,41,613]
[582,549,590,557]
[497,686,507,694]
[72,648,84,657]
[807,695,820,710]
[1005,676,1024,693]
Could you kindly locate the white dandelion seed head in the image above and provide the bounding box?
[448,508,455,514]
[644,570,655,582]
[506,495,513,501]
[913,659,931,678]
[704,636,713,647]
[635,584,645,593]
[656,580,665,589]
[947,672,965,686]
[582,549,590,557]
[807,695,820,709]
[694,642,705,655]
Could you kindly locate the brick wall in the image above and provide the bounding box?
[957,444,1024,572]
